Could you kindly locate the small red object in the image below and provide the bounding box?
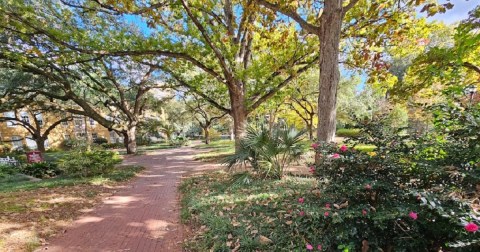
[27,151,43,163]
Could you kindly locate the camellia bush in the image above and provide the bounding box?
[305,107,480,251]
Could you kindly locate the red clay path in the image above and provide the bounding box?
[38,146,219,252]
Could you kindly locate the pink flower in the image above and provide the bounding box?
[311,143,319,149]
[306,244,313,250]
[309,166,315,173]
[362,209,367,216]
[298,197,305,204]
[332,153,340,159]
[340,145,348,152]
[465,222,479,233]
[365,184,372,190]
[324,211,329,217]
[299,211,305,216]
[325,203,331,209]
[317,244,322,251]
[409,211,418,220]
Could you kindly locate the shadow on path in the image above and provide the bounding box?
[38,147,221,252]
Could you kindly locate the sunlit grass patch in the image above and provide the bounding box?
[193,140,235,162]
[180,172,318,251]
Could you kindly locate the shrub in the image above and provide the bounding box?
[100,142,124,149]
[0,164,17,178]
[58,149,122,177]
[225,124,305,179]
[336,128,361,138]
[168,136,190,147]
[93,137,108,145]
[308,114,480,251]
[60,139,86,150]
[21,162,62,179]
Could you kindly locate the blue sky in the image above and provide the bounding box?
[424,0,479,24]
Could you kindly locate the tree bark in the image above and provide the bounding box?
[34,137,46,152]
[203,127,210,144]
[317,0,343,143]
[122,126,137,154]
[307,120,314,140]
[230,90,247,151]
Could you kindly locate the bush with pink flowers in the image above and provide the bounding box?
[308,114,480,251]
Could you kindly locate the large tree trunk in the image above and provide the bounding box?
[230,91,247,152]
[316,0,343,143]
[34,137,46,152]
[203,126,210,144]
[122,126,137,154]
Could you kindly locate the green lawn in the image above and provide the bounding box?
[180,172,319,251]
[0,165,144,193]
[193,140,235,162]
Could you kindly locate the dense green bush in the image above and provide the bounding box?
[225,125,305,179]
[21,162,62,179]
[308,112,480,251]
[93,137,108,145]
[58,149,122,177]
[100,142,124,149]
[0,164,17,178]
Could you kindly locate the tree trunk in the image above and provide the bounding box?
[316,0,343,143]
[230,91,247,152]
[123,126,137,154]
[35,137,46,152]
[203,126,211,144]
[307,119,314,140]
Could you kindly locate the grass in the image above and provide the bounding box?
[0,165,144,193]
[180,172,321,251]
[193,140,235,162]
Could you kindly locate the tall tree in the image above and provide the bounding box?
[257,0,453,142]
[183,93,227,144]
[20,0,319,150]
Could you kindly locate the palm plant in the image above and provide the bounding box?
[225,124,306,179]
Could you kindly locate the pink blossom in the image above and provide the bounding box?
[298,197,305,204]
[311,143,319,149]
[409,211,418,220]
[465,222,479,233]
[325,203,331,209]
[309,166,315,173]
[306,244,313,250]
[324,211,329,217]
[362,209,367,216]
[340,145,348,152]
[332,153,340,159]
[365,184,372,190]
[299,211,305,217]
[317,244,322,251]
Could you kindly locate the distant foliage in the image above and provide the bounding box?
[58,149,122,177]
[225,125,305,179]
[168,136,190,147]
[93,137,108,145]
[309,109,480,251]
